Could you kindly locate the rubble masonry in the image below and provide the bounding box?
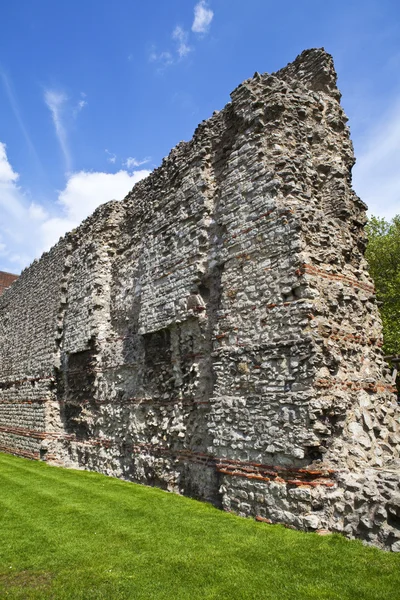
[1,49,399,550]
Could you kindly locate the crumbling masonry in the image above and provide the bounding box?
[1,49,399,550]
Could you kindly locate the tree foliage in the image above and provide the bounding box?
[365,215,400,358]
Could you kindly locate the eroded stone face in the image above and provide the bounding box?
[0,48,399,550]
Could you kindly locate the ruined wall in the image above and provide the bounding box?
[1,49,399,550]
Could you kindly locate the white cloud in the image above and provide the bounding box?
[0,142,46,271]
[352,100,400,220]
[40,168,151,251]
[44,90,71,172]
[124,157,150,169]
[192,1,214,34]
[60,170,149,223]
[28,203,48,221]
[0,142,18,183]
[0,141,151,272]
[172,26,191,58]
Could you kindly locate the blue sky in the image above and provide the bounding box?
[0,0,399,273]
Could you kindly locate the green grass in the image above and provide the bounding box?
[0,453,399,600]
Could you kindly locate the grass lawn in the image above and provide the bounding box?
[0,453,399,599]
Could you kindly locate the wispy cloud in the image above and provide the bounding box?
[149,26,190,68]
[192,1,214,34]
[352,99,400,220]
[149,2,213,69]
[0,69,42,168]
[172,26,191,58]
[149,48,174,68]
[105,149,117,164]
[123,157,151,169]
[73,92,88,117]
[44,90,71,172]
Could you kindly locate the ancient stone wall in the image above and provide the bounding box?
[1,49,399,550]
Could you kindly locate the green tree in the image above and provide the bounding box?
[365,215,400,359]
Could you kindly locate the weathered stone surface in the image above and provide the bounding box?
[0,48,399,550]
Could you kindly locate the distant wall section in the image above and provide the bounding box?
[0,245,66,459]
